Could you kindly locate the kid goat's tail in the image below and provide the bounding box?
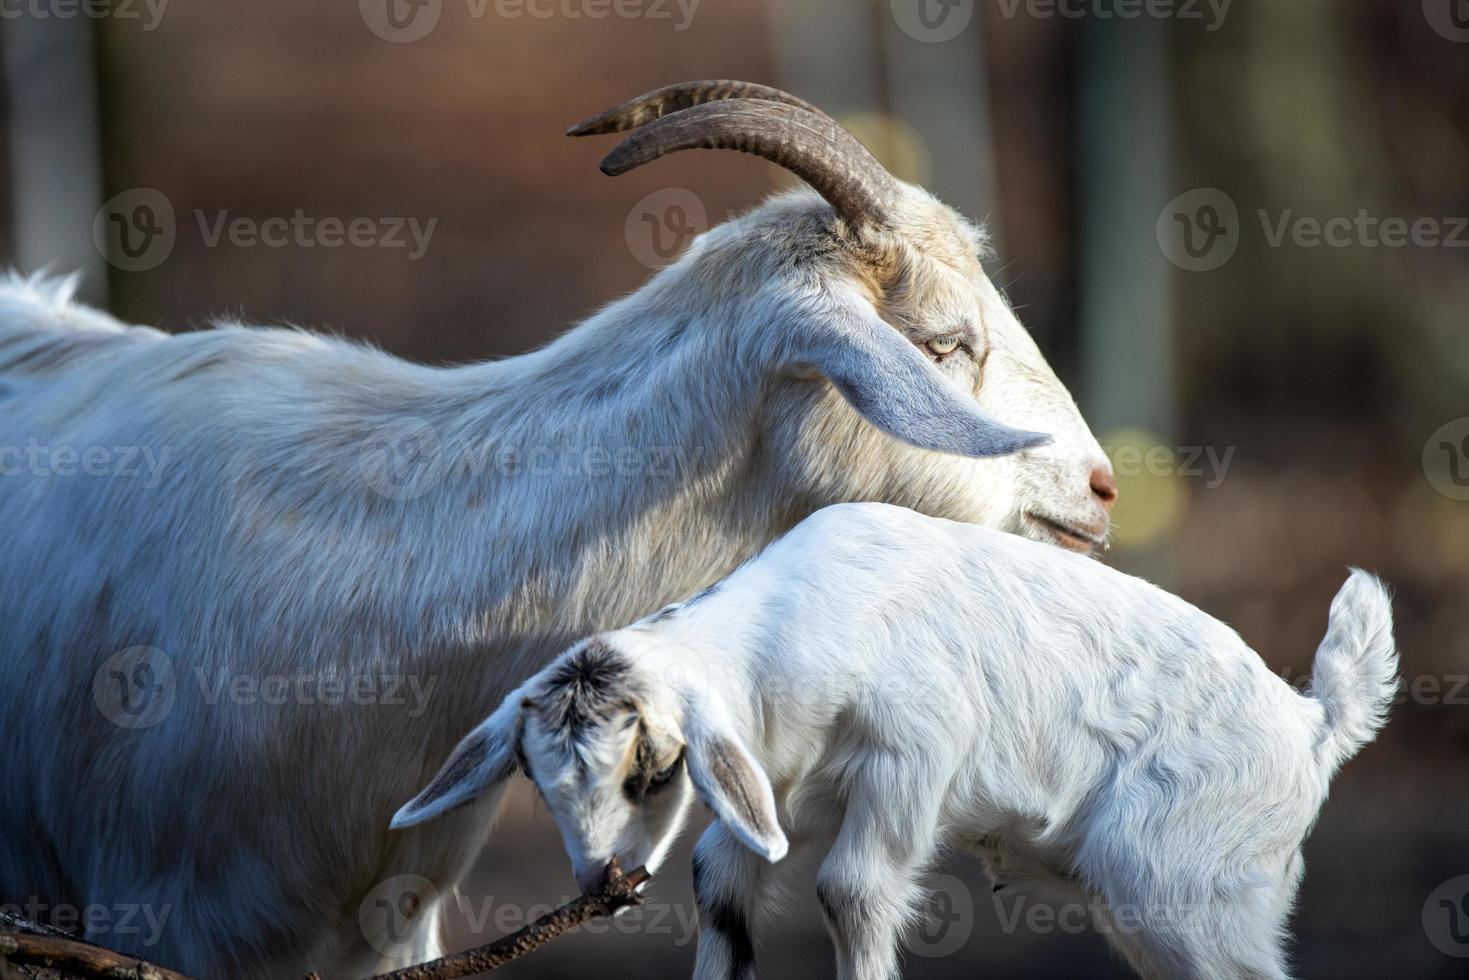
[1305,569,1399,773]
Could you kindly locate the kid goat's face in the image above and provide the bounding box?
[391,639,789,891]
[520,698,695,893]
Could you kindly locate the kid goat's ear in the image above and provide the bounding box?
[390,694,522,830]
[786,289,1051,460]
[684,714,789,863]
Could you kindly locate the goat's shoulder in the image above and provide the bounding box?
[0,273,168,376]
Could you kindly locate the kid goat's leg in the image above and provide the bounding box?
[692,822,780,980]
[1092,840,1299,980]
[815,757,944,980]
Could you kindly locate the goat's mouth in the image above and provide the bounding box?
[1025,513,1106,554]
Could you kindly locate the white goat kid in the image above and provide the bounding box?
[397,503,1398,980]
[0,82,1113,978]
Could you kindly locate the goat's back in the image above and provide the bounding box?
[718,502,1337,822]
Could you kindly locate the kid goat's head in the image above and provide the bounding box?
[391,638,779,892]
[575,81,1115,552]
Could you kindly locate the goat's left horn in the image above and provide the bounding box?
[567,80,826,136]
[593,99,900,233]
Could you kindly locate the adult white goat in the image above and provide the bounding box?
[398,503,1397,980]
[0,82,1114,978]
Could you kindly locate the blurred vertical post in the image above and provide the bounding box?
[766,0,883,120]
[877,0,996,230]
[765,0,995,222]
[1078,17,1175,579]
[1,13,106,305]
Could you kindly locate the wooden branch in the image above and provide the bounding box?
[0,909,76,941]
[342,860,651,980]
[1,861,650,980]
[0,931,192,980]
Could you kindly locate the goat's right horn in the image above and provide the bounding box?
[593,99,901,233]
[566,80,827,136]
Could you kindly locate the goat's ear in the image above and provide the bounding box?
[788,295,1051,459]
[684,718,788,863]
[390,698,521,830]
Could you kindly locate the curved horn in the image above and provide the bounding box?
[596,99,900,232]
[567,80,827,136]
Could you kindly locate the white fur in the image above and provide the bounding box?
[0,178,1113,978]
[435,503,1398,980]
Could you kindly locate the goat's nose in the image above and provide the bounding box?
[1090,465,1119,511]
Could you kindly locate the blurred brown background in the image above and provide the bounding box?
[2,0,1466,977]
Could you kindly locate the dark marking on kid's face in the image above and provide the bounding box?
[540,640,642,743]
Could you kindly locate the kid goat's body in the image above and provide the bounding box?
[397,502,1398,980]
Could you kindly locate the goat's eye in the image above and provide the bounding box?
[925,335,963,358]
[648,751,684,790]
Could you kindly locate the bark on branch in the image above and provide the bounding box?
[344,860,651,980]
[0,930,192,980]
[1,862,650,980]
